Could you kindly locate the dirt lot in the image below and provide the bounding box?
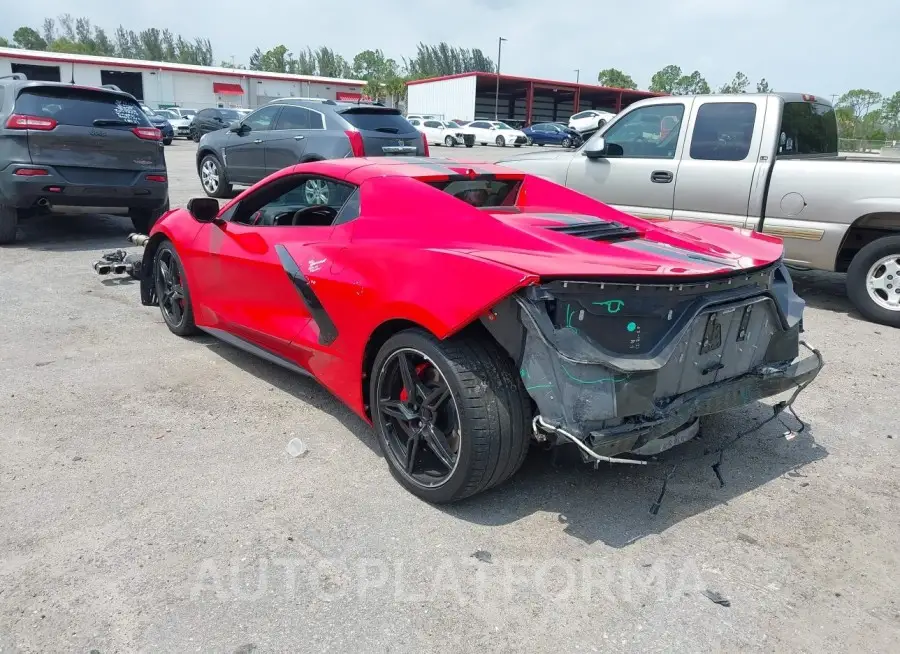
[1,140,899,652]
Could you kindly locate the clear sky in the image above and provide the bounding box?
[4,0,898,98]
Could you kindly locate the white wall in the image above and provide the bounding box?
[406,75,477,121]
[0,54,364,111]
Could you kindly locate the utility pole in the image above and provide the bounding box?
[574,69,580,84]
[494,36,507,121]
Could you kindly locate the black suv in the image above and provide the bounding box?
[0,75,169,244]
[195,98,427,198]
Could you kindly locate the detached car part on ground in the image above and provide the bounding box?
[0,76,170,244]
[114,158,822,504]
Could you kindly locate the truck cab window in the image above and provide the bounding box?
[778,101,838,156]
[599,104,684,159]
[689,102,757,161]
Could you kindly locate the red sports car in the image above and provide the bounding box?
[136,158,822,503]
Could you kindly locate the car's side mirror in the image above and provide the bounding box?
[584,137,607,159]
[187,197,220,223]
[229,121,247,133]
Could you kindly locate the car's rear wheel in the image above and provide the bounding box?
[0,204,18,245]
[130,197,170,234]
[163,137,173,145]
[200,155,232,198]
[465,142,474,148]
[370,328,531,503]
[495,135,506,147]
[154,240,198,336]
[847,235,900,327]
[444,135,455,147]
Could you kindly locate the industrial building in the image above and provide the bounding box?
[0,47,366,110]
[406,72,660,124]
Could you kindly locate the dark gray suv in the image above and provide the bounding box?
[195,98,428,198]
[0,75,169,244]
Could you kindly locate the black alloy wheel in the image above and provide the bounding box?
[370,328,531,503]
[154,242,197,336]
[376,348,460,489]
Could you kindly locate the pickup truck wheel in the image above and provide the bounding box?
[847,235,900,327]
[371,328,531,503]
[0,204,18,245]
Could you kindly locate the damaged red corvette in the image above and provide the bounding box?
[136,158,823,503]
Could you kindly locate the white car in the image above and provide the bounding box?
[568,110,616,133]
[158,107,198,138]
[464,120,528,147]
[409,118,472,147]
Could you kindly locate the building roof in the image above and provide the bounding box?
[406,72,662,97]
[0,47,365,87]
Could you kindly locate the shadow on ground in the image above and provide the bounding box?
[196,332,828,548]
[790,268,865,322]
[9,211,135,252]
[442,403,827,547]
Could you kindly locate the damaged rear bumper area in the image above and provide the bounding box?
[480,263,824,460]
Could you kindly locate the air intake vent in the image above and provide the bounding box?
[544,220,639,242]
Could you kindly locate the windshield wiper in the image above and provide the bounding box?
[92,119,136,127]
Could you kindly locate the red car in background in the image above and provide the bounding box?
[136,158,822,503]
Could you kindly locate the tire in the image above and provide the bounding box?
[191,130,200,143]
[846,235,900,327]
[153,240,198,336]
[444,135,455,147]
[562,137,572,148]
[199,154,232,199]
[514,143,522,148]
[465,142,474,148]
[370,327,531,503]
[525,137,533,146]
[163,137,173,146]
[0,203,18,245]
[130,197,170,234]
[538,143,545,147]
[495,135,506,147]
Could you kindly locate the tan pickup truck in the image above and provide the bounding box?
[498,93,900,327]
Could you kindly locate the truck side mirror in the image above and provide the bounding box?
[584,137,607,159]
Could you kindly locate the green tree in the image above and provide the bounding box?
[596,68,637,89]
[649,65,682,93]
[837,89,883,138]
[672,70,710,95]
[719,71,749,94]
[314,46,350,78]
[258,44,291,73]
[352,49,397,81]
[0,37,10,47]
[756,78,771,93]
[881,91,900,139]
[12,26,47,50]
[404,42,493,78]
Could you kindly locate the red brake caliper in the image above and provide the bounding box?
[399,363,430,403]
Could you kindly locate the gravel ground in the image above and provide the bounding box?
[1,140,899,653]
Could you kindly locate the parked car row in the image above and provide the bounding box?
[406,114,588,149]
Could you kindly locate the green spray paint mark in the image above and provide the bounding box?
[525,384,554,391]
[519,367,529,379]
[565,303,579,334]
[592,299,625,314]
[560,364,630,385]
[627,322,637,332]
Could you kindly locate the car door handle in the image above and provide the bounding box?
[294,135,305,140]
[253,139,262,144]
[651,170,674,183]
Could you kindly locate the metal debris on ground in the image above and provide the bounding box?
[286,438,309,458]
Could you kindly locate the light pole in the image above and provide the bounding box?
[574,69,580,84]
[494,36,507,120]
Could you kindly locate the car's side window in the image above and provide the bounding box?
[274,106,311,130]
[689,102,757,162]
[599,104,685,159]
[197,109,212,119]
[470,121,488,129]
[424,120,442,128]
[409,119,421,126]
[243,105,280,131]
[230,174,357,227]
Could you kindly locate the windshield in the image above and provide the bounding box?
[141,105,157,116]
[445,121,460,128]
[495,122,513,130]
[427,179,521,208]
[778,101,838,156]
[181,109,196,117]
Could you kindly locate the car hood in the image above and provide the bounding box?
[147,115,170,126]
[463,210,784,278]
